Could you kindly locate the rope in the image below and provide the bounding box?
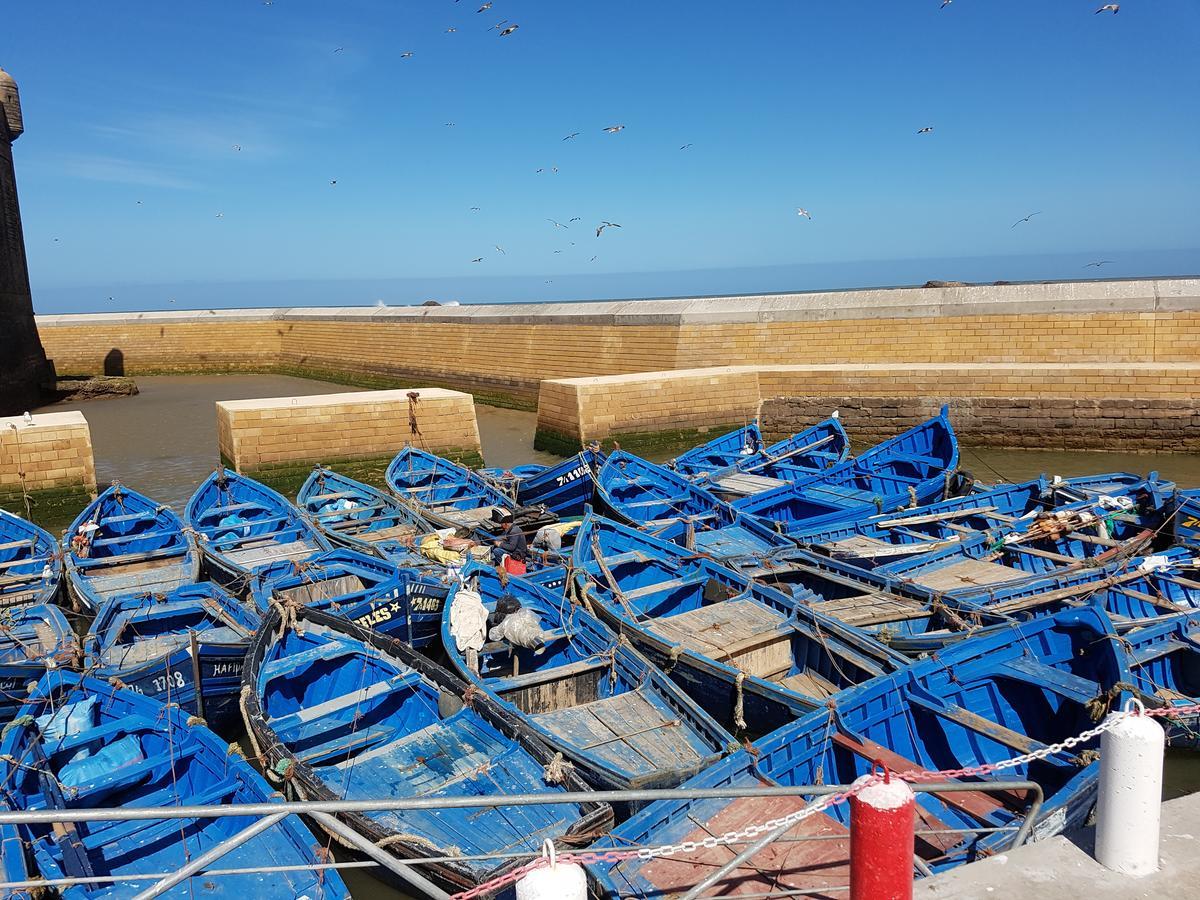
[542,752,574,785]
[732,672,747,733]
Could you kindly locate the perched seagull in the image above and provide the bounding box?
[680,143,693,150]
[1011,211,1042,228]
[232,144,242,151]
[495,245,506,254]
[23,412,32,425]
[547,218,569,229]
[603,124,626,134]
[796,207,812,219]
[917,126,934,134]
[596,221,622,237]
[1084,260,1114,267]
[401,51,415,58]
[563,132,581,141]
[477,2,492,11]
[500,25,519,36]
[1095,4,1119,13]
[471,257,484,263]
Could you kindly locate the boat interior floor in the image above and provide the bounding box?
[225,541,319,568]
[905,558,1027,593]
[532,686,714,778]
[651,600,791,679]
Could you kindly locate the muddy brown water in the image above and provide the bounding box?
[37,375,1200,896]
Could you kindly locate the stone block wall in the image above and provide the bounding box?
[0,411,96,495]
[216,388,481,473]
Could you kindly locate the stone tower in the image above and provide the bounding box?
[0,66,50,415]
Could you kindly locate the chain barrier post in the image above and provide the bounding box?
[516,840,586,900]
[1095,702,1164,877]
[850,769,914,900]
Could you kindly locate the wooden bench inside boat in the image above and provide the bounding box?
[531,687,710,776]
[650,600,792,678]
[493,657,610,714]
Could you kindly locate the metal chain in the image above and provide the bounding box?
[450,701,1200,899]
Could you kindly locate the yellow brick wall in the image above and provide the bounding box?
[40,321,282,374]
[0,412,96,493]
[216,389,480,472]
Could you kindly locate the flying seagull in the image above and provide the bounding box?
[680,143,693,150]
[446,27,457,33]
[445,122,456,127]
[917,126,934,135]
[106,296,115,302]
[500,25,519,36]
[401,51,414,59]
[232,144,242,151]
[168,297,176,304]
[1084,260,1114,268]
[470,206,481,211]
[547,218,569,229]
[215,212,224,218]
[1011,211,1042,228]
[471,257,484,263]
[333,47,344,53]
[488,20,509,31]
[596,221,622,237]
[589,255,598,262]
[568,217,581,223]
[1095,4,1119,13]
[603,124,626,134]
[477,2,492,11]
[495,245,506,254]
[330,180,337,186]
[941,0,952,8]
[796,207,812,219]
[563,132,580,141]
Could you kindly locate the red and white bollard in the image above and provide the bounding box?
[850,770,915,900]
[1095,702,1165,877]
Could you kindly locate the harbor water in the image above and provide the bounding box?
[38,375,1200,897]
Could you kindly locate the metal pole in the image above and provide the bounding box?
[130,811,286,900]
[309,811,452,900]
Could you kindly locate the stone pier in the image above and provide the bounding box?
[0,411,97,510]
[216,388,483,477]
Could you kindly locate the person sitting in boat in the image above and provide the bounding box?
[530,520,581,564]
[491,512,528,572]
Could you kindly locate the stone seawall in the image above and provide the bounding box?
[762,396,1200,453]
[0,411,96,507]
[35,278,1200,411]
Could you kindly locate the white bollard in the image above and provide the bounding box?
[516,841,586,900]
[1094,705,1165,877]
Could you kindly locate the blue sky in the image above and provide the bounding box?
[3,0,1198,312]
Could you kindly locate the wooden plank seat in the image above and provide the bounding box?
[623,496,697,510]
[90,529,179,548]
[888,452,943,469]
[492,656,610,693]
[198,502,269,520]
[0,540,34,553]
[260,641,360,680]
[1130,638,1190,666]
[996,655,1103,705]
[83,780,241,851]
[907,694,1054,758]
[224,541,316,567]
[908,558,1026,593]
[651,600,791,677]
[269,674,416,737]
[816,593,930,626]
[623,574,712,602]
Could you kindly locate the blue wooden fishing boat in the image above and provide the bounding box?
[184,468,331,590]
[444,562,734,795]
[484,446,604,517]
[588,608,1131,898]
[0,604,77,720]
[478,463,549,494]
[296,466,436,569]
[797,473,1164,564]
[386,445,557,539]
[734,406,961,535]
[0,823,31,899]
[686,417,852,496]
[85,583,259,734]
[594,450,730,528]
[567,513,907,735]
[0,509,61,610]
[1121,611,1200,747]
[866,494,1160,604]
[669,422,764,478]
[652,504,795,569]
[63,484,199,614]
[0,669,350,899]
[1173,488,1200,547]
[242,603,613,894]
[249,548,449,649]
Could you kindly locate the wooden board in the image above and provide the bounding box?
[276,574,366,605]
[909,558,1025,592]
[652,600,791,679]
[824,535,960,560]
[815,592,929,626]
[712,473,789,495]
[534,687,708,777]
[634,795,850,898]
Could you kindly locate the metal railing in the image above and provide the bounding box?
[0,779,1044,900]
